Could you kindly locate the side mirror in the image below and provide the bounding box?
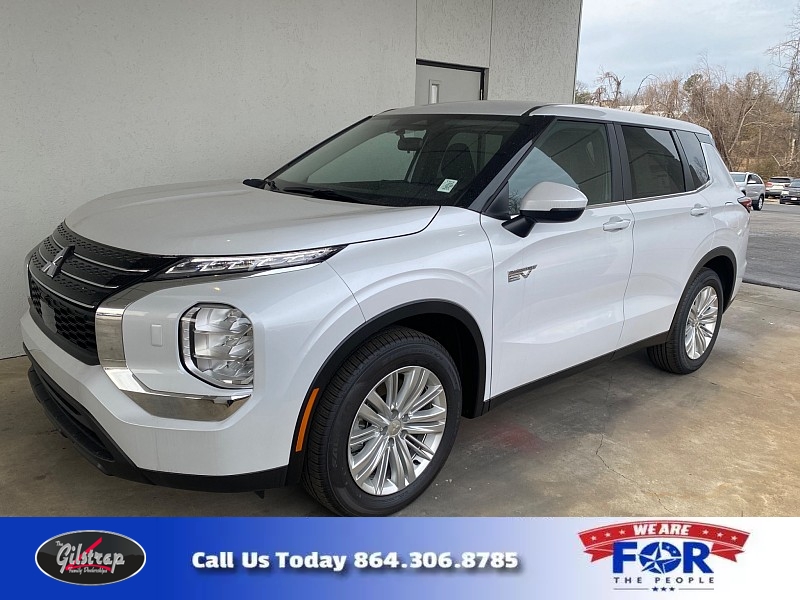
[503,182,588,237]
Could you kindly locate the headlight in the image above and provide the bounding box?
[157,246,344,279]
[180,304,254,388]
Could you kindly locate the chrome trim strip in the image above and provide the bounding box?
[625,180,712,204]
[28,271,96,310]
[74,252,151,273]
[49,236,152,273]
[61,269,120,290]
[587,200,627,208]
[103,366,248,421]
[38,248,120,290]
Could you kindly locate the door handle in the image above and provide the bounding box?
[602,217,632,231]
[690,204,710,216]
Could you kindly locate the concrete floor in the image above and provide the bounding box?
[1,283,798,516]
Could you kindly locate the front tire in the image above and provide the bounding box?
[647,268,723,374]
[302,327,461,516]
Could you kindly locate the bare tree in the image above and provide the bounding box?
[769,2,800,111]
[592,70,624,107]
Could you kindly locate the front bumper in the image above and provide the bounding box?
[26,350,286,492]
[21,258,365,487]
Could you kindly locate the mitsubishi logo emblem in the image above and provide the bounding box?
[41,246,72,278]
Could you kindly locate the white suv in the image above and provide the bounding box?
[22,102,749,516]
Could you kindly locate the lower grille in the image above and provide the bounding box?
[27,222,178,363]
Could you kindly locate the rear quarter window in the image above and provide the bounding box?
[676,130,710,190]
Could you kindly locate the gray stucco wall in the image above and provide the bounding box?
[418,0,582,102]
[489,0,582,102]
[0,0,580,359]
[416,0,493,68]
[0,0,416,358]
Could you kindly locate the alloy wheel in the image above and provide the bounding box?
[684,285,718,360]
[348,366,447,496]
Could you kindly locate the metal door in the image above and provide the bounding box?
[415,63,482,105]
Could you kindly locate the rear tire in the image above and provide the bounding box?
[302,327,461,516]
[754,195,764,211]
[647,268,723,375]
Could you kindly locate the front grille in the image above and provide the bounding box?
[29,277,97,353]
[28,222,178,363]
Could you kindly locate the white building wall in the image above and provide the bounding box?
[0,0,416,358]
[0,0,581,358]
[416,0,493,68]
[489,0,583,102]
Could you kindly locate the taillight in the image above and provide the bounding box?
[738,197,752,212]
[766,182,773,188]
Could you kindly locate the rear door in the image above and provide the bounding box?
[483,119,634,396]
[617,126,718,347]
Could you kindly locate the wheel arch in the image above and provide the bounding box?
[692,247,737,311]
[285,300,487,484]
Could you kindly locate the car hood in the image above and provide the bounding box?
[66,180,439,255]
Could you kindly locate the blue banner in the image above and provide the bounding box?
[3,517,791,598]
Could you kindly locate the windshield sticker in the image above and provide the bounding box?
[437,179,458,193]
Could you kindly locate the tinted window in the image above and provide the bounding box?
[507,120,612,214]
[275,115,532,208]
[308,130,418,183]
[676,130,710,190]
[731,173,746,183]
[622,126,685,199]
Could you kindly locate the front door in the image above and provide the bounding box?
[483,120,634,397]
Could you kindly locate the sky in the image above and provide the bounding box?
[577,0,798,94]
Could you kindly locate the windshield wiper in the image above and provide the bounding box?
[281,186,364,204]
[242,178,279,191]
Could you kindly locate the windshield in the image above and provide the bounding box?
[790,180,800,188]
[271,114,538,208]
[731,173,746,183]
[770,177,791,183]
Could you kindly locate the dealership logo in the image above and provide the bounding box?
[578,521,749,593]
[35,530,146,585]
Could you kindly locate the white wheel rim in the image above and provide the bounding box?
[347,366,447,496]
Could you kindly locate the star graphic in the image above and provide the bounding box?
[731,535,738,541]
[652,587,659,592]
[605,532,612,538]
[661,587,667,592]
[717,532,724,538]
[619,529,626,535]
[669,588,675,592]
[591,535,597,541]
[702,529,709,535]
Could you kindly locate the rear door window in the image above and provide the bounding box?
[622,126,685,199]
